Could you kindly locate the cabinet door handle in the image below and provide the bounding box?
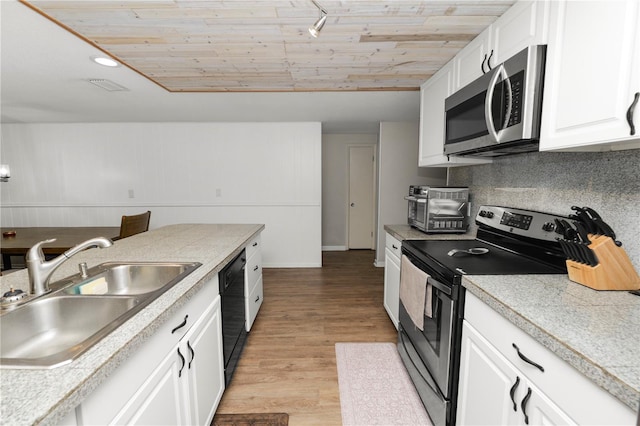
[512,343,545,372]
[487,50,494,70]
[627,92,639,135]
[177,347,185,378]
[392,244,398,250]
[253,242,258,247]
[171,315,189,334]
[254,265,259,271]
[481,53,487,74]
[509,376,520,411]
[187,340,195,370]
[255,295,260,303]
[521,387,532,425]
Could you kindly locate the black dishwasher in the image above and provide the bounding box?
[219,249,247,386]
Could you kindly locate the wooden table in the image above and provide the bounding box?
[1,227,120,270]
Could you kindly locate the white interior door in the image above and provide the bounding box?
[348,145,375,249]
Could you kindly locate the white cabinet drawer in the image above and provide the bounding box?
[385,233,401,260]
[246,276,263,331]
[245,251,262,294]
[464,291,635,425]
[245,234,261,261]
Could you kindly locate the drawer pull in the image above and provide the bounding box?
[512,343,544,372]
[392,244,398,250]
[627,92,639,135]
[171,315,189,334]
[187,340,195,369]
[177,347,185,378]
[254,265,259,271]
[509,376,520,411]
[253,242,258,247]
[521,387,532,425]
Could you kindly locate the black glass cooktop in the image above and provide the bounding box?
[403,239,566,277]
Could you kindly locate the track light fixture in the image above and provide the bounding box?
[309,0,328,38]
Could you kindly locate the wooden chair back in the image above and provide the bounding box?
[118,211,151,239]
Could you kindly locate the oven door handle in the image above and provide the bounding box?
[427,276,452,297]
[399,330,446,400]
[402,255,453,297]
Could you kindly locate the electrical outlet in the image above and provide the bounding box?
[128,189,134,199]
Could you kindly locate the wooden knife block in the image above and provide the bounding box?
[566,235,640,291]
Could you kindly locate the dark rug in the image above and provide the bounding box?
[212,412,289,426]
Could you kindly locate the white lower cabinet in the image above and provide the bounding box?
[457,321,574,425]
[458,292,636,426]
[244,233,263,331]
[75,278,224,426]
[383,233,401,329]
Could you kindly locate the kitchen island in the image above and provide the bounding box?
[0,223,264,426]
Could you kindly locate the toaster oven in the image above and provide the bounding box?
[405,186,469,233]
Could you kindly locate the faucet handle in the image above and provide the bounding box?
[26,238,57,262]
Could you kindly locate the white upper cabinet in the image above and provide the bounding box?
[454,0,549,91]
[489,0,550,68]
[540,0,640,151]
[453,29,492,90]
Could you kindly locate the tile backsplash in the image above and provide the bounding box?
[448,149,640,271]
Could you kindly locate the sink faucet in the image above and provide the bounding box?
[27,237,113,296]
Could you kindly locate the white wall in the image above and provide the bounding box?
[0,122,322,267]
[321,133,379,250]
[375,122,447,266]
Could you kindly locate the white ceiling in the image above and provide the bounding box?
[0,0,494,133]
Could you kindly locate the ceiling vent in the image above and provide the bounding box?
[86,78,129,92]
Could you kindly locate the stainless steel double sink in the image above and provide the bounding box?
[0,262,201,369]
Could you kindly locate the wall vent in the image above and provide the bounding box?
[86,79,129,92]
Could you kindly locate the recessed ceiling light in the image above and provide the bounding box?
[91,56,120,67]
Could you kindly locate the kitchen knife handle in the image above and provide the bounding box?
[627,92,639,135]
[512,343,545,372]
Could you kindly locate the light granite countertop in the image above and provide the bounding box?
[384,224,475,242]
[463,275,640,412]
[0,223,264,426]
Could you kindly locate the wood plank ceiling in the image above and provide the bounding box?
[22,0,516,92]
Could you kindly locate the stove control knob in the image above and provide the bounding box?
[542,222,555,232]
[486,211,494,219]
[479,210,487,217]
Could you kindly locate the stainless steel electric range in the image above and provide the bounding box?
[398,205,569,426]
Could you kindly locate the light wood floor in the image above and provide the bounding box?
[216,250,398,425]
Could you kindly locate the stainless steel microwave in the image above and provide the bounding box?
[444,45,546,157]
[405,186,469,233]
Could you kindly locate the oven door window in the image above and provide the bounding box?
[399,282,455,397]
[423,289,443,353]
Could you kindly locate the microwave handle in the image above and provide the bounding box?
[484,65,513,143]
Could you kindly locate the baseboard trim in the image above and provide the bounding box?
[322,246,347,251]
